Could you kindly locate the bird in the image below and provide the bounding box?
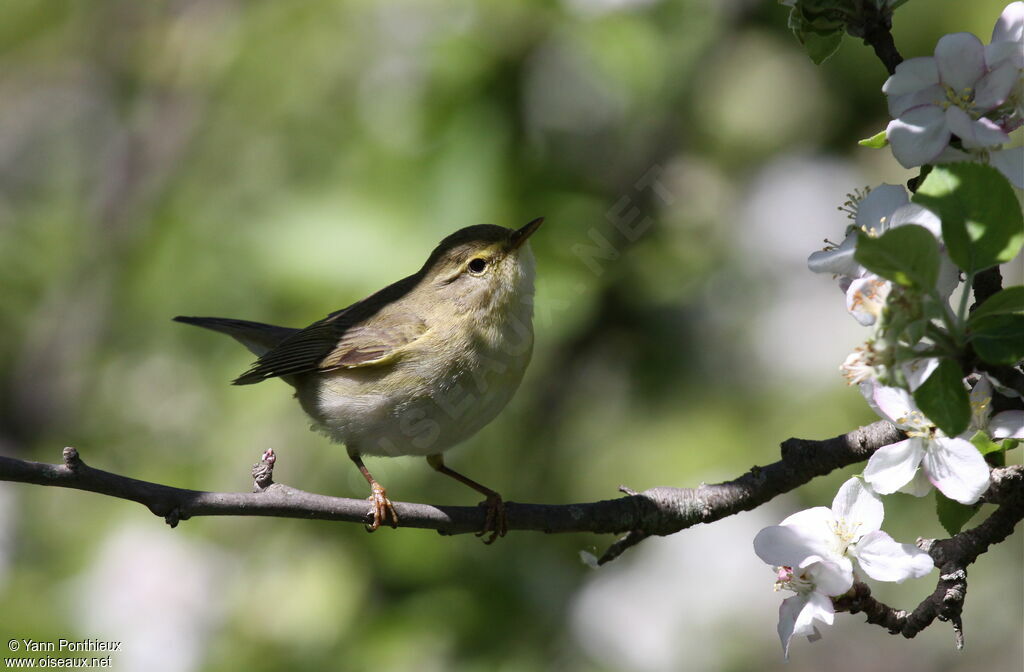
[174,218,543,542]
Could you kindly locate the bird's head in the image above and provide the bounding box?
[421,218,542,316]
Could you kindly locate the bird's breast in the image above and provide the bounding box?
[298,305,534,457]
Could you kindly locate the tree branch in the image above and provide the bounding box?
[0,422,903,561]
[851,1,904,75]
[2,431,1021,647]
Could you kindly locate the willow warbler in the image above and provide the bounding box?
[174,218,542,541]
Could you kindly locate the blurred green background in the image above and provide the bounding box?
[0,1,1020,671]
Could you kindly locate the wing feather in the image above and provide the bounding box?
[232,275,426,385]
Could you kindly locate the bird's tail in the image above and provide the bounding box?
[173,316,298,357]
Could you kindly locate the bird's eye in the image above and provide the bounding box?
[468,257,488,274]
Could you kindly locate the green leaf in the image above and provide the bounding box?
[787,6,844,64]
[802,30,843,64]
[971,431,1005,467]
[970,430,1003,456]
[936,490,979,536]
[912,358,970,437]
[970,313,1024,365]
[858,130,888,148]
[968,286,1024,323]
[854,224,940,289]
[912,163,1024,273]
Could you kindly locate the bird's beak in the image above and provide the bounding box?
[509,217,544,251]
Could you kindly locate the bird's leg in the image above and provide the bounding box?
[349,452,398,531]
[426,454,507,544]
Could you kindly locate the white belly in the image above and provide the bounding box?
[296,319,533,457]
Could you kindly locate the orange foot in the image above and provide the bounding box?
[477,493,507,545]
[366,481,399,532]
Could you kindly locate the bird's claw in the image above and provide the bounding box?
[476,494,507,544]
[366,482,399,532]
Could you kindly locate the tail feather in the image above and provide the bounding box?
[173,316,298,358]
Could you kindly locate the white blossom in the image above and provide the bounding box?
[986,2,1024,121]
[861,381,991,504]
[883,32,1018,167]
[808,184,958,326]
[771,563,841,660]
[970,377,1024,439]
[933,144,1024,189]
[840,339,890,385]
[754,477,933,658]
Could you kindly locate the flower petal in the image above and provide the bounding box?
[778,595,808,660]
[985,40,1024,68]
[854,183,909,234]
[778,507,841,563]
[888,202,942,239]
[922,438,991,504]
[973,60,1019,110]
[887,106,951,168]
[779,590,835,660]
[990,410,1024,439]
[798,554,854,590]
[992,1,1024,41]
[808,232,862,277]
[831,477,883,536]
[754,518,833,568]
[970,377,994,429]
[853,530,935,582]
[887,84,947,118]
[860,381,918,426]
[935,32,986,91]
[780,506,836,532]
[883,57,939,97]
[984,370,1024,399]
[990,147,1024,190]
[902,357,941,392]
[897,467,934,497]
[934,146,973,163]
[971,376,994,404]
[936,254,962,299]
[806,559,854,597]
[804,589,836,628]
[946,107,1010,149]
[864,438,927,495]
[845,275,890,326]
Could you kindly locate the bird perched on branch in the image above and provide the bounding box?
[175,218,543,542]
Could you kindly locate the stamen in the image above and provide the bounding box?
[773,565,815,594]
[841,341,883,385]
[942,83,978,112]
[837,186,872,220]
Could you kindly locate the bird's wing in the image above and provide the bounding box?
[232,310,428,385]
[318,317,428,369]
